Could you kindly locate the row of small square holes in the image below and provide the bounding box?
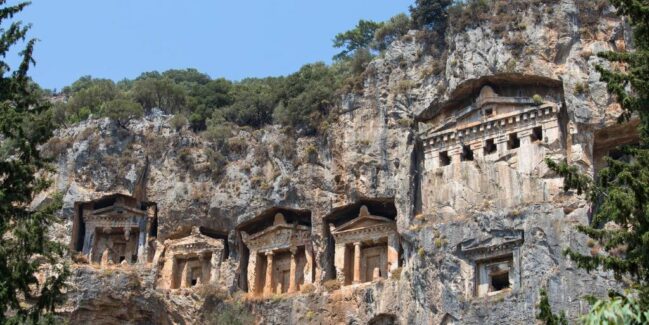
[438,126,543,166]
[425,107,553,148]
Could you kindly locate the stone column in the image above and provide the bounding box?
[333,242,347,284]
[470,141,483,160]
[449,147,462,165]
[100,248,110,267]
[247,250,258,294]
[82,225,96,258]
[542,119,559,143]
[476,262,489,297]
[137,217,149,264]
[288,247,297,293]
[199,254,208,285]
[353,242,362,284]
[170,257,179,289]
[517,129,533,146]
[304,242,313,285]
[387,233,400,277]
[180,260,190,288]
[495,134,509,156]
[210,250,222,285]
[517,129,535,174]
[263,251,274,295]
[425,149,439,170]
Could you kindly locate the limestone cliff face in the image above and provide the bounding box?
[44,2,631,324]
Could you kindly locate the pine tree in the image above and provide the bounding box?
[0,1,68,323]
[409,0,452,33]
[546,0,649,315]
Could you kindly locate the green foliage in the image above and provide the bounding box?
[204,111,234,148]
[333,19,383,60]
[537,288,567,325]
[221,77,281,128]
[206,301,253,325]
[532,94,543,105]
[0,2,69,322]
[60,76,119,123]
[409,0,452,37]
[373,13,412,51]
[582,293,649,325]
[101,98,144,128]
[169,114,188,131]
[131,73,186,114]
[273,62,339,135]
[574,81,589,95]
[544,0,649,316]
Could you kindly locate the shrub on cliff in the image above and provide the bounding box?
[409,0,452,36]
[332,19,383,60]
[101,98,144,129]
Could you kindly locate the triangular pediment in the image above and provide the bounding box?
[244,223,310,242]
[333,215,394,233]
[93,204,145,216]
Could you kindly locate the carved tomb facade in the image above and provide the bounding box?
[241,213,314,296]
[156,227,225,289]
[72,194,157,266]
[330,206,400,285]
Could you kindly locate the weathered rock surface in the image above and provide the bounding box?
[44,2,631,324]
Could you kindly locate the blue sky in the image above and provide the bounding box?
[12,1,413,91]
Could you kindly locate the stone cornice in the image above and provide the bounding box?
[169,241,224,257]
[83,214,142,228]
[242,227,310,253]
[421,104,557,150]
[93,204,146,216]
[460,232,524,259]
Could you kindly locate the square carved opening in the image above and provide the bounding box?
[484,139,497,155]
[190,267,202,287]
[461,145,474,161]
[507,133,520,149]
[439,151,451,166]
[532,126,543,142]
[476,254,513,297]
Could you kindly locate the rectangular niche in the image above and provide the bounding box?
[476,254,513,297]
[531,126,543,142]
[439,151,451,166]
[461,145,474,161]
[484,139,497,155]
[459,230,523,299]
[507,133,520,149]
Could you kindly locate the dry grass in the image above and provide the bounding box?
[322,279,341,292]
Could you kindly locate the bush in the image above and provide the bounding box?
[393,80,413,95]
[574,81,589,95]
[178,148,193,168]
[206,301,253,325]
[205,148,227,179]
[373,13,412,51]
[196,284,229,299]
[101,98,144,128]
[323,279,341,291]
[532,94,543,105]
[390,267,403,280]
[300,283,316,294]
[304,144,318,163]
[170,114,188,131]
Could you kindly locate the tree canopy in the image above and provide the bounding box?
[0,1,68,323]
[541,0,649,322]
